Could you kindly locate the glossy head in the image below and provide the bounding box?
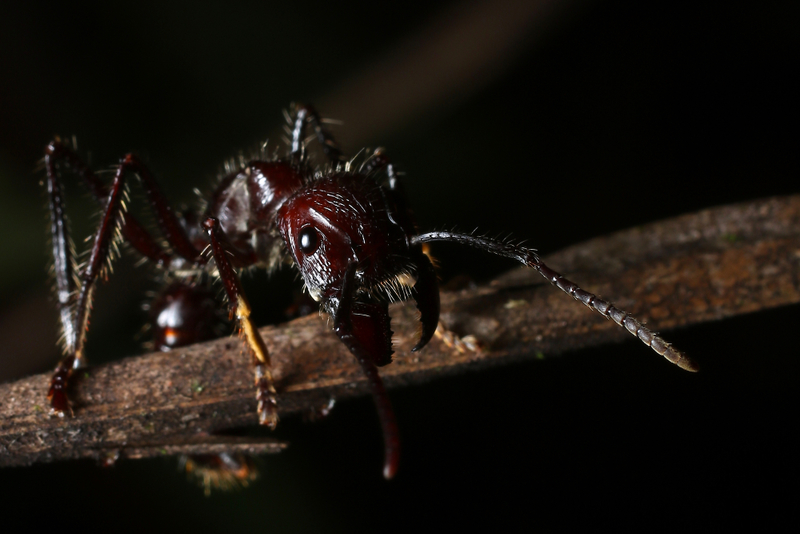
[277,173,413,304]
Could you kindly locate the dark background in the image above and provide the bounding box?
[0,0,797,531]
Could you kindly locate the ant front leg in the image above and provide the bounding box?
[203,217,278,428]
[148,281,259,494]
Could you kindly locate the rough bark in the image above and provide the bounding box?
[2,195,798,468]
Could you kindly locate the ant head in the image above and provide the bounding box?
[277,173,414,306]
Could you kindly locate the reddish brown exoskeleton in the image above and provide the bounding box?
[43,105,697,481]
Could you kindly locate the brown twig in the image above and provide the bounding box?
[1,195,799,468]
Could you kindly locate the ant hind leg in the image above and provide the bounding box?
[44,150,129,414]
[43,146,204,415]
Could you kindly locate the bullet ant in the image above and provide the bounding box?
[43,105,697,482]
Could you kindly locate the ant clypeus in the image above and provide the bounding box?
[42,104,697,482]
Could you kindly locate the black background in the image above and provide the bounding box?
[0,1,797,531]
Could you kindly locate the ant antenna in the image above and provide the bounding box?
[411,231,698,372]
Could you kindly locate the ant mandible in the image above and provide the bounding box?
[43,105,697,480]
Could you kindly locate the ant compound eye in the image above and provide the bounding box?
[298,226,320,255]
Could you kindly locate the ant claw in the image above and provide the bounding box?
[257,396,279,429]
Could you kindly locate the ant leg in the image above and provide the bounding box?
[333,263,401,480]
[45,140,170,265]
[45,152,207,414]
[411,232,699,372]
[107,153,201,263]
[182,453,258,496]
[46,154,130,414]
[46,142,200,264]
[290,104,345,163]
[361,149,415,236]
[361,149,400,190]
[202,217,278,429]
[43,142,79,366]
[148,282,257,494]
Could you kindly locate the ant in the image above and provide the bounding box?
[42,104,697,481]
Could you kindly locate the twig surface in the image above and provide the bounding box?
[2,195,798,468]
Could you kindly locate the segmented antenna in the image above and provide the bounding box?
[411,231,697,372]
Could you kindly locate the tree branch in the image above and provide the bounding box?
[2,195,799,468]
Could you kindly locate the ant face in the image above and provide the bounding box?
[278,173,413,306]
